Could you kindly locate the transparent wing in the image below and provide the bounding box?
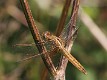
[60,18,79,44]
[14,37,60,62]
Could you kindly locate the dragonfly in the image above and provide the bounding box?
[42,31,87,75]
[16,0,87,75]
[15,26,87,75]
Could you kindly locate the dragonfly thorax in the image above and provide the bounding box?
[42,31,64,48]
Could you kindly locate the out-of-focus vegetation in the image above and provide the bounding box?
[0,0,107,80]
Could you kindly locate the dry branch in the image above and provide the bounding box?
[20,0,57,77]
[56,0,72,37]
[54,0,81,80]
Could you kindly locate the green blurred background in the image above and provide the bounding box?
[0,0,107,80]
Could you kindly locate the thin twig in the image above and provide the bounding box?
[66,0,80,46]
[55,0,80,79]
[56,0,72,37]
[20,0,57,77]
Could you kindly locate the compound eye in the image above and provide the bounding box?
[42,31,50,39]
[45,31,50,36]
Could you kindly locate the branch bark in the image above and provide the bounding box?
[20,0,57,77]
[54,0,80,80]
[56,0,72,37]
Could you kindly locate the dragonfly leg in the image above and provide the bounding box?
[17,53,43,62]
[13,40,47,47]
[13,43,35,47]
[13,39,57,47]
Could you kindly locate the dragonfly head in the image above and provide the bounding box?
[42,31,51,40]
